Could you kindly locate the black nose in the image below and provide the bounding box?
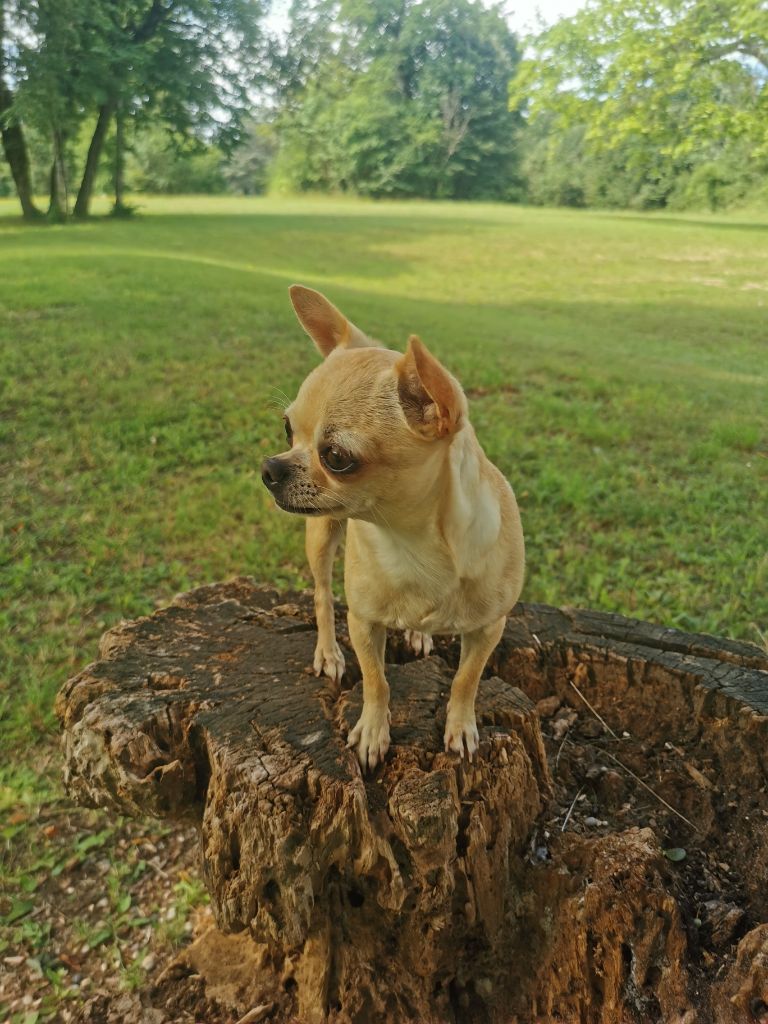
[261,456,291,491]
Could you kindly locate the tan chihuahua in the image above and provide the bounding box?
[262,286,525,771]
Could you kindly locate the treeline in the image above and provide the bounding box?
[1,0,767,218]
[514,0,768,211]
[0,0,264,219]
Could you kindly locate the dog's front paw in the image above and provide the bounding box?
[404,629,434,657]
[444,703,479,761]
[314,639,345,685]
[346,705,391,771]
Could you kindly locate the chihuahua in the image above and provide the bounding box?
[262,286,525,771]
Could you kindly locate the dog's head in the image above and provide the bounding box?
[261,285,468,521]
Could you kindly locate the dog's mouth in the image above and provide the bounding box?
[274,497,344,518]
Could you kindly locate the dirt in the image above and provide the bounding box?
[0,805,204,1023]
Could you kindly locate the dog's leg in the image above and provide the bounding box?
[346,612,390,771]
[444,615,506,760]
[306,516,345,685]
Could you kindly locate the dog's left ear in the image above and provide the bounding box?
[396,336,465,439]
[289,285,373,357]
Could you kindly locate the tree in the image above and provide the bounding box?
[222,120,276,194]
[510,0,768,166]
[14,0,109,219]
[1,0,266,219]
[0,0,42,218]
[73,0,266,217]
[272,0,523,200]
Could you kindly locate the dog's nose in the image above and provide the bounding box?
[261,456,291,491]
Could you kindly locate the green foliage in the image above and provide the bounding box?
[0,158,11,196]
[512,0,768,211]
[1,0,267,215]
[128,126,227,194]
[272,0,523,199]
[223,121,277,195]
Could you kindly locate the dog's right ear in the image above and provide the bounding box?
[289,285,372,357]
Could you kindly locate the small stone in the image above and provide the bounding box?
[535,695,561,718]
[584,816,600,827]
[141,952,157,971]
[703,901,745,947]
[552,710,578,742]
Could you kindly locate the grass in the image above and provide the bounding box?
[1,193,766,781]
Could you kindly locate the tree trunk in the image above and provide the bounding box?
[0,4,42,220]
[73,100,114,219]
[112,103,126,213]
[57,579,768,1023]
[47,127,69,221]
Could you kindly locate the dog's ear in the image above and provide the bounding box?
[289,285,372,357]
[396,335,465,439]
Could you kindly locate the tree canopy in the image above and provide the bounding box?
[1,0,266,218]
[267,0,523,199]
[510,0,768,208]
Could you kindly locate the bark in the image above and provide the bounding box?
[0,105,41,219]
[47,127,68,221]
[112,103,126,213]
[57,579,768,1024]
[131,0,175,45]
[73,101,114,219]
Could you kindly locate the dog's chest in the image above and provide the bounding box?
[347,524,480,634]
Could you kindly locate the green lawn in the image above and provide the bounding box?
[1,195,766,773]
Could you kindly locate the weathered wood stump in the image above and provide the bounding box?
[57,579,768,1024]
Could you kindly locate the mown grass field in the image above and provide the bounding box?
[1,194,766,789]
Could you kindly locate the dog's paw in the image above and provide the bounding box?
[346,705,391,772]
[404,629,434,657]
[444,704,479,761]
[313,639,345,685]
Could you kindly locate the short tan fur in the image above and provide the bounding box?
[261,285,525,770]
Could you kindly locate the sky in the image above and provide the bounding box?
[266,0,589,40]
[506,0,587,35]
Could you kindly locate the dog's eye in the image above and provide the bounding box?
[284,418,293,446]
[320,445,358,474]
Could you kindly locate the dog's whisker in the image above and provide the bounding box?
[268,390,292,412]
[315,486,356,514]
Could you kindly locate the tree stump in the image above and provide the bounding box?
[57,579,768,1024]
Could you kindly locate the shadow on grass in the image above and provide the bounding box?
[591,212,768,233]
